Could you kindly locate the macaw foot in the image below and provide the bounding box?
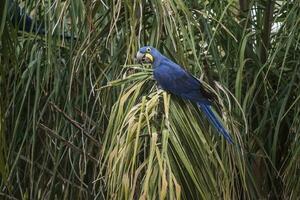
[157,84,163,90]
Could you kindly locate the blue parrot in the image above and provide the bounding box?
[136,46,233,144]
[8,0,45,33]
[7,0,75,40]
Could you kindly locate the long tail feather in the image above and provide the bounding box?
[198,103,234,144]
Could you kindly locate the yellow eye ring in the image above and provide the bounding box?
[146,47,151,52]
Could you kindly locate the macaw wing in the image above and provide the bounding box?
[154,66,213,103]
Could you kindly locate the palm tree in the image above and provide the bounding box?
[0,0,299,199]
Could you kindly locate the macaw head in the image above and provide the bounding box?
[136,46,162,65]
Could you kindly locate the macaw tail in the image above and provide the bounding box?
[198,103,234,144]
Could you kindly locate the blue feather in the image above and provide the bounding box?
[197,103,234,144]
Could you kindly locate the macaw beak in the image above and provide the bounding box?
[136,51,153,63]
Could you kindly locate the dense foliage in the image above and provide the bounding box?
[0,0,299,199]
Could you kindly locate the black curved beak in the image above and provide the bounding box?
[136,51,145,63]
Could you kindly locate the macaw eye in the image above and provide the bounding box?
[146,47,151,52]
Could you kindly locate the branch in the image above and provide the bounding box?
[260,0,275,64]
[49,102,101,147]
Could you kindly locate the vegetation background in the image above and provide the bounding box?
[0,0,299,199]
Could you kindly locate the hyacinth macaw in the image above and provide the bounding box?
[7,0,74,39]
[136,46,233,144]
[8,0,45,33]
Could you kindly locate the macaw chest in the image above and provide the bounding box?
[153,67,177,91]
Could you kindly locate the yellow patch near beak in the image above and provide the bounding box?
[145,53,154,63]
